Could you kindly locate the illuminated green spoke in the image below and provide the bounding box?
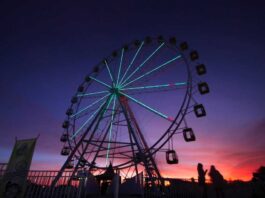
[71,95,114,139]
[121,42,165,86]
[71,94,110,118]
[120,92,173,122]
[116,48,124,85]
[104,60,114,83]
[77,90,109,97]
[119,41,144,85]
[106,95,116,165]
[122,55,182,88]
[89,76,111,88]
[121,82,187,91]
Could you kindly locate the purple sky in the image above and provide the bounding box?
[0,0,265,180]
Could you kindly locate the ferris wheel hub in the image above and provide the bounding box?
[110,86,121,95]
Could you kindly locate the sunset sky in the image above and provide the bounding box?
[0,1,265,181]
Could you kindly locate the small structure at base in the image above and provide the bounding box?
[120,173,144,197]
[95,164,116,195]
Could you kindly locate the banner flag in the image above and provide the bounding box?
[0,138,37,198]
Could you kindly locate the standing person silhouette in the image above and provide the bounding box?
[197,163,208,198]
[208,165,225,198]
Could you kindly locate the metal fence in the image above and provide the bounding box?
[0,166,201,198]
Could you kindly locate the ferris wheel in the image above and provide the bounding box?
[54,36,209,186]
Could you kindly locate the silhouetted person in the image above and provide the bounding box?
[197,163,208,198]
[208,165,225,198]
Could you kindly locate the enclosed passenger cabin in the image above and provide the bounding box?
[78,85,84,93]
[169,37,176,45]
[196,64,207,75]
[66,108,73,116]
[134,40,141,47]
[158,35,164,43]
[166,150,178,164]
[85,75,91,82]
[62,120,70,129]
[180,42,188,51]
[79,158,87,167]
[198,82,210,95]
[194,104,206,117]
[183,128,196,142]
[190,51,199,61]
[71,96,78,104]
[61,146,70,156]
[60,133,68,142]
[65,160,74,169]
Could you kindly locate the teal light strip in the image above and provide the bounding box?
[119,41,144,85]
[116,48,124,85]
[121,82,186,91]
[90,76,111,88]
[70,96,112,139]
[105,95,116,166]
[71,95,114,139]
[122,55,181,88]
[104,60,114,83]
[77,90,109,97]
[70,94,110,118]
[120,91,169,120]
[102,94,114,115]
[121,42,165,86]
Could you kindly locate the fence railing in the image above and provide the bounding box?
[0,168,202,198]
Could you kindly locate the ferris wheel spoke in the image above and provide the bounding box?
[106,95,117,165]
[71,95,114,139]
[120,42,165,86]
[116,48,124,85]
[119,91,174,122]
[121,54,182,88]
[120,82,187,92]
[77,90,109,97]
[119,41,144,85]
[88,116,117,169]
[104,60,115,84]
[70,94,111,118]
[89,76,112,89]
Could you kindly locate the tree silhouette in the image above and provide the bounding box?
[253,166,265,182]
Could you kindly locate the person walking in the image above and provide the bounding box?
[208,165,225,198]
[197,163,208,198]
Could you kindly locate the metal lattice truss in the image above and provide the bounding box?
[53,36,209,187]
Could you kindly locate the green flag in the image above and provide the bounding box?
[0,138,37,198]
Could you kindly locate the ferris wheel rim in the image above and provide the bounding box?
[62,36,195,170]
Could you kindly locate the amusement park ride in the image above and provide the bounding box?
[52,36,209,191]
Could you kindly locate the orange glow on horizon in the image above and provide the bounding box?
[159,163,257,182]
[28,125,264,183]
[30,162,257,182]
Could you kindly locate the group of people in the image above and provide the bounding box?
[197,163,226,198]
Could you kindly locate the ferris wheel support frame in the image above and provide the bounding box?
[55,36,210,193]
[51,95,113,187]
[118,95,163,187]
